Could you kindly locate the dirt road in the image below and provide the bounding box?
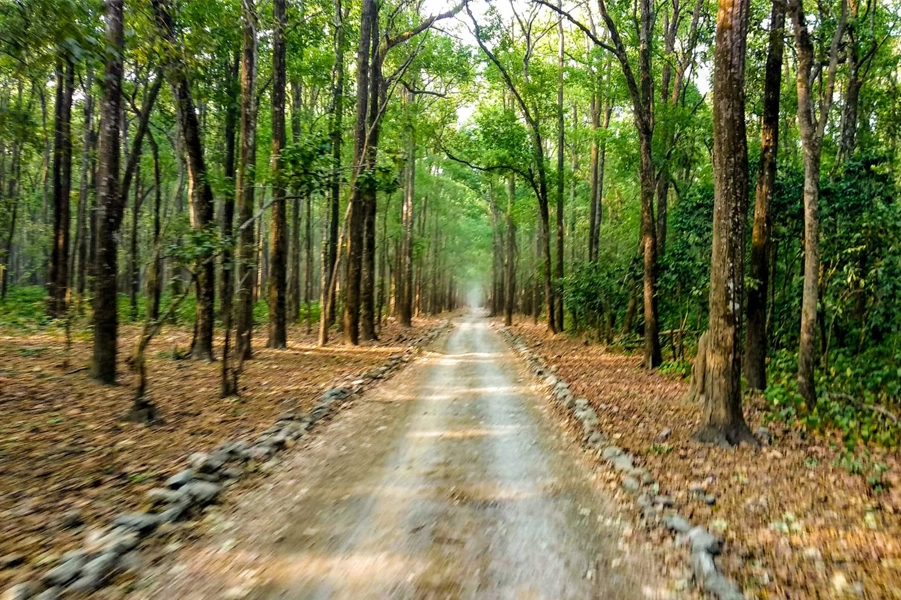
[132,314,674,599]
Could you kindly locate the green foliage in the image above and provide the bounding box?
[834,450,890,493]
[562,258,630,336]
[0,287,55,330]
[282,132,332,194]
[764,348,901,448]
[658,185,714,332]
[649,443,672,455]
[659,359,692,378]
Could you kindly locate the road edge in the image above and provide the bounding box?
[496,324,746,600]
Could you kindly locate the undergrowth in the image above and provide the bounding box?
[0,286,320,332]
[764,349,901,448]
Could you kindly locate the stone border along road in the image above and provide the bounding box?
[2,320,452,600]
[497,325,746,600]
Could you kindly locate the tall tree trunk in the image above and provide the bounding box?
[744,0,785,391]
[638,129,662,368]
[597,104,610,249]
[504,173,516,326]
[554,3,565,331]
[488,184,500,316]
[696,0,755,445]
[575,0,661,366]
[2,138,22,299]
[343,0,374,345]
[304,187,313,333]
[589,96,611,263]
[790,0,846,408]
[40,89,50,232]
[398,86,415,327]
[147,131,163,322]
[837,0,874,165]
[288,188,301,323]
[287,83,301,325]
[74,68,94,306]
[537,167,555,333]
[235,0,258,360]
[87,128,98,290]
[839,53,862,165]
[321,0,345,332]
[268,0,288,349]
[152,0,217,361]
[91,0,125,384]
[220,52,239,325]
[588,91,600,263]
[128,161,141,321]
[48,57,75,317]
[360,11,382,342]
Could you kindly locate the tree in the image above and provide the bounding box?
[73,67,94,308]
[152,0,217,361]
[47,56,74,318]
[220,53,239,327]
[342,0,463,344]
[321,0,346,330]
[744,0,786,391]
[90,0,125,384]
[268,0,288,349]
[398,85,416,327]
[235,0,259,360]
[467,2,558,334]
[542,0,662,366]
[554,2,565,331]
[836,0,881,165]
[790,0,847,407]
[90,67,161,382]
[696,0,755,445]
[342,0,374,345]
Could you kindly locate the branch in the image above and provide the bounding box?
[464,3,535,128]
[826,392,900,425]
[438,137,540,200]
[382,2,464,55]
[400,80,447,98]
[121,73,164,202]
[533,0,616,53]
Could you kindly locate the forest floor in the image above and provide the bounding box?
[507,320,901,600]
[0,316,444,592]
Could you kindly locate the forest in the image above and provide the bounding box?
[1,0,901,596]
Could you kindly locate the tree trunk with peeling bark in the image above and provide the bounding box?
[696,0,755,446]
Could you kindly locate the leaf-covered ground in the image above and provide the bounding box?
[508,321,901,600]
[0,318,443,591]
